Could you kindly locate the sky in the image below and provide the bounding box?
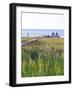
[22,12,64,29]
[22,12,64,37]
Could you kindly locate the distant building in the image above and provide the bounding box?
[56,32,58,36]
[27,32,29,37]
[56,32,59,38]
[46,32,60,38]
[51,32,59,38]
[52,32,55,36]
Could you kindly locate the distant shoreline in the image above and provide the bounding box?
[21,29,64,38]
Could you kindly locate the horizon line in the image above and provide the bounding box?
[22,29,64,31]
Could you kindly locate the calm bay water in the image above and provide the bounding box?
[22,29,64,38]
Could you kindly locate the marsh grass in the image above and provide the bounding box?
[21,38,64,77]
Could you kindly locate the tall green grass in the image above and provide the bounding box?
[21,38,64,77]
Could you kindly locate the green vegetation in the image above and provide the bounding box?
[21,37,32,42]
[21,38,64,77]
